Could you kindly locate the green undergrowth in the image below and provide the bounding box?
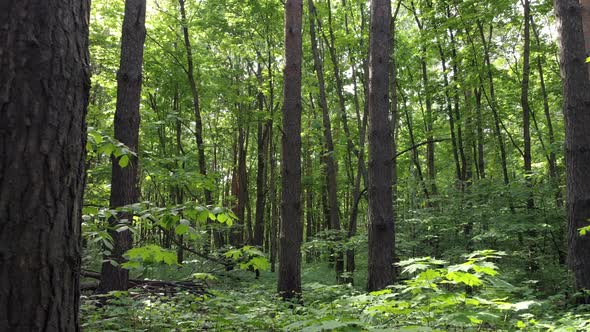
[81,250,590,331]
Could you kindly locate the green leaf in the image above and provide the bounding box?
[175,223,190,235]
[446,271,483,287]
[118,155,130,168]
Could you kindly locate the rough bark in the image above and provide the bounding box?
[555,0,590,299]
[278,0,303,299]
[581,0,590,75]
[367,0,395,292]
[98,0,146,293]
[0,0,90,330]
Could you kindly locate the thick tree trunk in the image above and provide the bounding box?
[0,0,90,330]
[278,0,303,299]
[367,0,395,292]
[554,0,590,300]
[307,0,344,283]
[98,0,146,293]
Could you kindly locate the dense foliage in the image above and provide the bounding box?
[78,0,590,330]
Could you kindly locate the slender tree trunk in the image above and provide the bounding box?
[411,3,437,195]
[230,127,247,246]
[278,0,303,299]
[254,87,269,247]
[174,90,186,263]
[531,16,561,206]
[269,125,278,273]
[462,89,474,185]
[305,143,315,262]
[554,0,590,300]
[477,20,510,185]
[438,44,463,182]
[323,0,356,185]
[521,0,535,209]
[307,0,344,283]
[345,61,366,284]
[448,27,469,187]
[367,0,395,292]
[99,0,146,293]
[400,87,430,200]
[0,0,90,329]
[475,87,486,179]
[178,0,219,248]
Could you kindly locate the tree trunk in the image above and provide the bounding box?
[98,0,146,293]
[411,3,436,195]
[554,0,590,300]
[307,0,344,283]
[230,128,247,246]
[475,87,486,179]
[477,20,510,185]
[400,88,430,200]
[178,0,219,248]
[449,27,468,187]
[0,0,90,329]
[438,43,463,182]
[269,125,278,273]
[323,0,356,185]
[278,0,303,299]
[531,16,561,206]
[521,0,534,210]
[254,64,269,246]
[367,0,395,292]
[580,0,590,75]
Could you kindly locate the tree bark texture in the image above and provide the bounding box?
[0,0,90,330]
[278,0,303,299]
[98,0,146,293]
[554,0,590,298]
[367,0,395,292]
[580,0,590,75]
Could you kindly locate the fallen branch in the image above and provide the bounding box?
[81,270,207,295]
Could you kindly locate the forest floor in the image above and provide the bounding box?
[80,253,590,331]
